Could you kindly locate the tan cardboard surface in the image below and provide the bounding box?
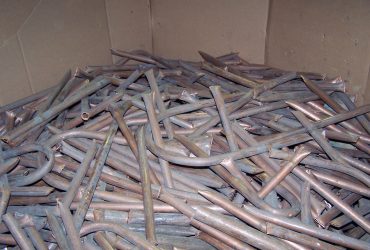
[151,0,269,63]
[0,0,39,45]
[266,0,370,104]
[0,37,32,105]
[105,0,153,63]
[365,68,370,105]
[18,0,112,92]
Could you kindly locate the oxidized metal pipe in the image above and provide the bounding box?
[94,231,115,250]
[1,76,111,144]
[73,122,118,231]
[0,175,10,222]
[258,146,310,198]
[46,210,72,250]
[2,213,35,250]
[24,226,48,250]
[193,206,294,250]
[300,181,314,225]
[146,69,175,139]
[62,140,97,207]
[57,199,83,250]
[242,205,369,249]
[333,91,370,134]
[265,223,343,250]
[109,101,160,185]
[136,126,157,243]
[3,144,54,187]
[80,222,160,250]
[143,92,174,188]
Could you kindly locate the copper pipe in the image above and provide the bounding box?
[258,146,310,198]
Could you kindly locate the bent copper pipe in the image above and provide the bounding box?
[3,144,54,187]
[143,92,174,188]
[174,134,300,217]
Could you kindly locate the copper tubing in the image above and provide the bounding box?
[201,61,258,88]
[175,134,300,217]
[243,205,369,249]
[2,76,111,144]
[63,91,124,130]
[109,101,137,155]
[146,69,175,139]
[111,49,165,68]
[300,181,314,225]
[73,122,118,231]
[198,189,266,232]
[0,85,55,114]
[46,210,71,250]
[307,101,365,136]
[210,86,238,152]
[136,126,157,243]
[158,189,254,250]
[109,101,160,185]
[0,175,10,222]
[94,231,115,250]
[269,149,370,187]
[302,76,366,134]
[333,91,370,134]
[24,226,48,250]
[291,166,370,233]
[258,146,310,198]
[143,92,174,188]
[5,111,16,133]
[80,222,161,250]
[80,97,90,120]
[288,100,370,154]
[315,193,362,228]
[311,170,370,197]
[62,140,97,207]
[193,206,294,250]
[253,72,298,97]
[265,223,343,250]
[190,90,253,137]
[3,144,54,187]
[197,231,235,250]
[57,199,83,250]
[2,213,35,250]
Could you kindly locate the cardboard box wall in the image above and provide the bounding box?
[1,0,369,105]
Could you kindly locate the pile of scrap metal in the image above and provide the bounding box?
[0,49,369,249]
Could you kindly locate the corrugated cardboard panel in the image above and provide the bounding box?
[266,0,370,104]
[18,0,112,92]
[364,68,370,105]
[151,0,269,63]
[0,0,39,45]
[0,37,33,105]
[105,0,152,62]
